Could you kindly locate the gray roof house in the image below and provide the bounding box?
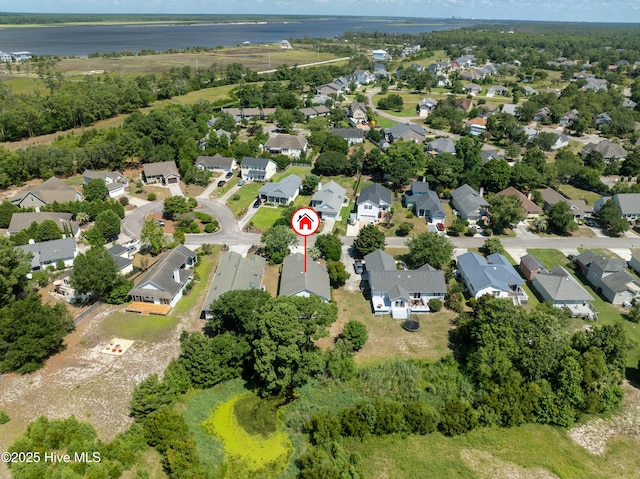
[106,244,134,276]
[331,128,365,145]
[594,193,640,221]
[450,184,489,222]
[581,141,627,161]
[240,157,277,182]
[16,237,77,271]
[366,249,446,319]
[404,181,445,224]
[143,160,181,184]
[10,177,84,209]
[384,123,426,143]
[310,180,347,220]
[258,174,302,205]
[584,254,640,305]
[201,252,265,319]
[195,154,237,173]
[531,266,597,319]
[356,183,393,223]
[628,251,640,276]
[457,252,527,304]
[8,212,80,237]
[519,253,547,280]
[279,253,330,302]
[264,134,308,158]
[83,169,128,198]
[539,187,592,219]
[426,137,456,155]
[128,245,197,309]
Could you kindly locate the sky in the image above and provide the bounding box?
[0,0,638,23]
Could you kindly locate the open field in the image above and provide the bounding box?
[226,182,261,216]
[555,184,602,207]
[250,207,283,230]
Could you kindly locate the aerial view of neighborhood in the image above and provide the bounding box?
[0,6,639,479]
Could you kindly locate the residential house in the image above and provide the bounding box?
[574,250,599,277]
[128,245,197,309]
[240,157,277,182]
[347,101,368,125]
[596,112,613,127]
[195,154,237,173]
[222,107,243,122]
[316,82,343,96]
[416,98,438,117]
[426,137,456,155]
[384,123,426,143]
[627,251,640,276]
[594,193,640,221]
[356,183,392,223]
[404,181,445,224]
[623,99,637,109]
[519,253,547,280]
[582,78,608,91]
[279,253,330,302]
[533,107,551,122]
[461,70,483,82]
[8,212,80,237]
[550,133,570,150]
[450,184,489,222]
[539,187,592,220]
[531,266,597,319]
[300,106,330,119]
[456,99,473,112]
[486,85,509,97]
[241,107,262,121]
[106,244,135,276]
[466,117,487,136]
[480,149,500,163]
[496,186,542,218]
[201,252,265,319]
[264,134,308,158]
[583,254,640,305]
[457,251,528,304]
[559,109,579,127]
[311,180,347,220]
[16,237,77,271]
[258,174,302,205]
[522,86,538,96]
[280,39,292,49]
[143,161,181,184]
[463,82,482,95]
[368,252,446,318]
[0,51,11,63]
[10,51,32,61]
[581,141,627,161]
[362,249,397,282]
[10,177,84,209]
[372,50,391,61]
[83,169,129,198]
[331,128,365,145]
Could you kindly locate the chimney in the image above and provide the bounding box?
[422,176,426,183]
[479,186,484,197]
[173,268,180,283]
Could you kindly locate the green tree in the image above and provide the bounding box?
[377,93,404,111]
[71,247,119,298]
[481,158,512,192]
[130,374,176,421]
[261,225,297,264]
[163,196,190,220]
[313,150,348,176]
[206,289,272,336]
[141,218,167,255]
[35,219,63,242]
[547,202,578,235]
[94,209,121,239]
[83,178,109,202]
[315,234,342,261]
[301,174,320,195]
[0,293,74,373]
[327,260,350,288]
[353,224,385,257]
[479,237,506,256]
[0,200,19,228]
[595,199,630,236]
[340,320,368,351]
[0,237,31,304]
[487,194,525,234]
[405,232,454,270]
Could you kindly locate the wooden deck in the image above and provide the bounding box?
[126,301,172,316]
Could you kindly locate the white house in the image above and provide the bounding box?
[240,157,277,182]
[356,183,392,223]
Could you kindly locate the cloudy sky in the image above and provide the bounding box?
[0,0,638,23]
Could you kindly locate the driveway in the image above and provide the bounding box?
[168,182,183,197]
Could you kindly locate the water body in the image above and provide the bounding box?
[0,16,473,57]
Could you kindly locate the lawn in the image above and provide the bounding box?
[62,174,85,186]
[99,311,179,342]
[271,165,313,183]
[225,182,261,216]
[555,184,602,207]
[250,207,283,230]
[343,421,640,479]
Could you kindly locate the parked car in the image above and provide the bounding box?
[156,220,165,227]
[225,171,234,179]
[217,180,226,187]
[253,198,262,208]
[237,180,245,186]
[436,222,445,231]
[354,260,364,275]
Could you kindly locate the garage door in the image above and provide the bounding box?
[167,177,178,184]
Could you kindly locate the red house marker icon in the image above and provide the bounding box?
[297,213,314,230]
[291,207,321,273]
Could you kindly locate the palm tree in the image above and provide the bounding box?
[75,212,90,225]
[532,216,548,233]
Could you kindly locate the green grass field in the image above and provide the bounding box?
[226,182,262,216]
[555,184,602,207]
[250,207,283,230]
[99,311,178,342]
[271,165,313,183]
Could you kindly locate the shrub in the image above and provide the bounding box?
[187,197,198,209]
[340,320,368,351]
[119,196,129,206]
[395,222,414,237]
[147,192,156,201]
[194,212,213,223]
[427,298,443,312]
[204,222,218,233]
[0,409,9,424]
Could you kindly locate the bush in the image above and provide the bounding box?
[340,320,368,351]
[194,212,213,223]
[187,197,198,209]
[147,192,157,201]
[395,222,414,237]
[0,409,9,424]
[119,196,129,206]
[427,298,443,312]
[231,193,241,201]
[204,222,218,233]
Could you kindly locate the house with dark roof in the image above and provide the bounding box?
[128,245,197,309]
[451,184,489,222]
[501,103,519,116]
[426,137,456,155]
[583,254,640,305]
[16,237,77,271]
[106,244,134,275]
[10,177,84,209]
[539,187,591,220]
[195,154,237,173]
[331,128,364,145]
[83,170,128,198]
[416,98,438,117]
[356,183,392,223]
[486,85,509,97]
[594,193,640,221]
[279,253,330,302]
[8,212,80,237]
[143,161,181,184]
[384,123,426,143]
[462,82,482,95]
[201,252,265,319]
[316,82,343,96]
[581,141,627,161]
[457,252,528,304]
[532,266,597,319]
[519,253,547,280]
[628,251,640,276]
[311,180,347,220]
[347,101,368,125]
[404,181,445,224]
[365,250,446,319]
[264,134,308,158]
[496,186,542,218]
[240,157,277,182]
[258,174,302,205]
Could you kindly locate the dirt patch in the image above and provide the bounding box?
[568,381,640,455]
[460,448,560,479]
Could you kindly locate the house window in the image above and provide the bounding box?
[364,204,372,210]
